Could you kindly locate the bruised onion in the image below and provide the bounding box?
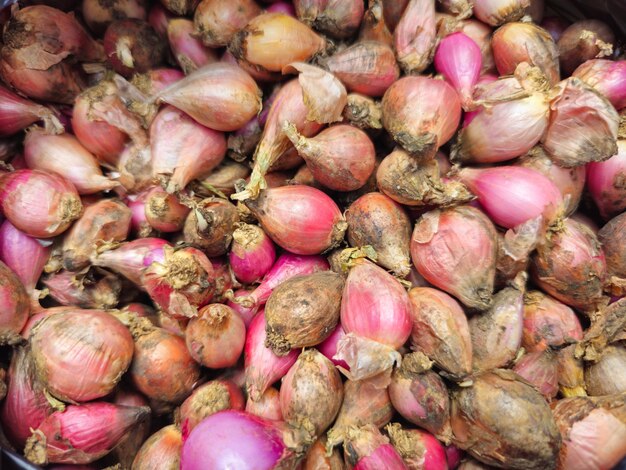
[408,287,472,379]
[229,223,276,284]
[167,19,218,74]
[531,218,606,312]
[573,59,626,111]
[295,0,364,39]
[185,304,245,368]
[584,344,626,396]
[393,0,436,74]
[104,19,165,78]
[472,0,529,26]
[386,423,449,470]
[280,349,343,436]
[450,370,561,469]
[132,425,182,470]
[410,206,497,310]
[513,350,558,399]
[558,20,615,76]
[193,0,261,47]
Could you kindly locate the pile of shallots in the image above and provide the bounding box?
[0,0,625,468]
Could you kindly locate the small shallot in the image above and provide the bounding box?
[0,86,62,136]
[587,140,626,219]
[393,0,436,74]
[573,59,626,111]
[558,20,615,76]
[229,223,276,284]
[104,19,165,77]
[343,424,408,470]
[183,198,239,257]
[599,212,626,295]
[584,344,626,396]
[166,19,218,74]
[386,423,449,470]
[294,0,364,39]
[193,0,261,47]
[513,350,559,399]
[132,425,182,470]
[144,187,190,233]
[245,387,282,421]
[472,0,529,26]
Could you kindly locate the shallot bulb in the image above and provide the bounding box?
[324,41,399,97]
[408,287,472,379]
[0,170,83,238]
[104,19,165,77]
[303,437,345,469]
[459,18,496,75]
[450,370,561,469]
[284,123,376,192]
[326,378,393,449]
[160,0,197,16]
[112,388,151,469]
[542,78,619,168]
[167,19,219,74]
[294,0,365,39]
[382,76,461,159]
[393,0,436,74]
[244,185,347,255]
[386,423,449,470]
[82,0,147,35]
[472,0,530,26]
[24,403,150,466]
[193,0,261,47]
[147,3,172,37]
[42,270,121,310]
[229,223,276,284]
[346,192,412,277]
[143,187,190,233]
[244,311,299,400]
[410,206,498,310]
[280,349,343,436]
[0,86,62,136]
[131,67,184,95]
[337,259,412,384]
[457,166,563,229]
[584,344,626,396]
[264,270,344,355]
[434,32,482,109]
[587,140,626,219]
[343,424,408,470]
[599,212,626,295]
[513,350,559,399]
[183,198,239,257]
[132,425,182,470]
[531,218,606,312]
[185,304,246,368]
[558,20,615,76]
[316,323,349,369]
[62,198,132,272]
[573,59,626,111]
[245,387,283,421]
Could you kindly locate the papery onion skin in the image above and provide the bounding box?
[386,423,449,470]
[410,206,497,310]
[587,140,626,220]
[458,18,497,75]
[393,0,436,74]
[472,0,530,26]
[0,170,83,239]
[112,388,152,469]
[513,350,559,399]
[303,436,345,470]
[451,370,561,470]
[246,387,283,421]
[166,18,219,74]
[185,304,246,368]
[557,20,615,76]
[557,344,587,398]
[82,0,147,35]
[531,218,606,313]
[295,0,364,39]
[30,310,133,403]
[573,59,626,111]
[584,344,626,396]
[343,424,408,470]
[144,187,189,233]
[132,67,184,95]
[229,223,276,284]
[42,270,121,310]
[24,403,150,466]
[245,185,347,255]
[104,19,165,78]
[183,198,239,258]
[0,259,29,345]
[193,0,261,47]
[132,425,182,470]
[599,212,626,295]
[0,85,62,137]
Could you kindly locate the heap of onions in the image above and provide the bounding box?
[0,0,624,469]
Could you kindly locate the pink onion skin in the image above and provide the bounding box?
[446,445,464,469]
[0,85,60,136]
[573,59,626,110]
[393,0,436,74]
[434,32,482,109]
[246,387,283,421]
[24,403,150,466]
[458,166,563,229]
[193,0,262,48]
[587,140,626,219]
[229,223,277,284]
[112,388,152,469]
[472,0,530,26]
[245,185,346,255]
[267,2,295,15]
[1,347,54,450]
[0,220,49,293]
[147,3,172,37]
[167,18,219,74]
[317,323,350,370]
[144,186,190,233]
[344,425,408,470]
[181,410,294,470]
[0,170,82,239]
[134,68,185,95]
[244,311,299,401]
[513,350,558,399]
[226,288,259,327]
[30,310,134,403]
[386,424,449,470]
[150,105,226,193]
[458,18,496,75]
[541,16,569,43]
[0,259,29,345]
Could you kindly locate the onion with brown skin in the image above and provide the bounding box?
[294,0,364,39]
[132,425,182,470]
[264,271,344,355]
[557,20,615,76]
[303,436,345,469]
[82,0,147,35]
[0,260,29,345]
[598,212,626,296]
[557,344,586,398]
[193,0,262,48]
[584,344,626,396]
[183,198,239,257]
[359,0,393,48]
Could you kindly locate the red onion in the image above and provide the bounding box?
[457,166,563,229]
[62,198,132,272]
[182,197,239,257]
[0,86,62,136]
[30,310,133,402]
[522,290,583,352]
[243,185,346,255]
[553,395,626,470]
[343,424,408,470]
[284,123,375,192]
[185,304,245,368]
[178,379,245,439]
[491,22,560,86]
[295,0,364,39]
[531,218,606,312]
[1,347,54,450]
[82,0,147,35]
[104,19,165,78]
[150,105,226,193]
[445,445,464,470]
[393,0,436,74]
[389,353,451,440]
[0,220,49,295]
[143,186,189,233]
[410,206,497,310]
[337,259,411,384]
[542,77,619,167]
[280,349,343,436]
[246,387,282,421]
[512,350,558,399]
[230,13,327,73]
[450,370,560,469]
[386,423,449,470]
[229,223,276,284]
[181,410,300,470]
[166,19,218,74]
[193,0,262,47]
[573,59,626,111]
[587,140,626,219]
[408,287,472,379]
[244,311,298,400]
[434,32,482,109]
[472,0,529,26]
[149,62,262,132]
[133,425,182,470]
[24,403,150,466]
[141,245,216,318]
[558,20,615,76]
[382,76,461,159]
[43,270,121,309]
[323,41,399,98]
[129,321,201,404]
